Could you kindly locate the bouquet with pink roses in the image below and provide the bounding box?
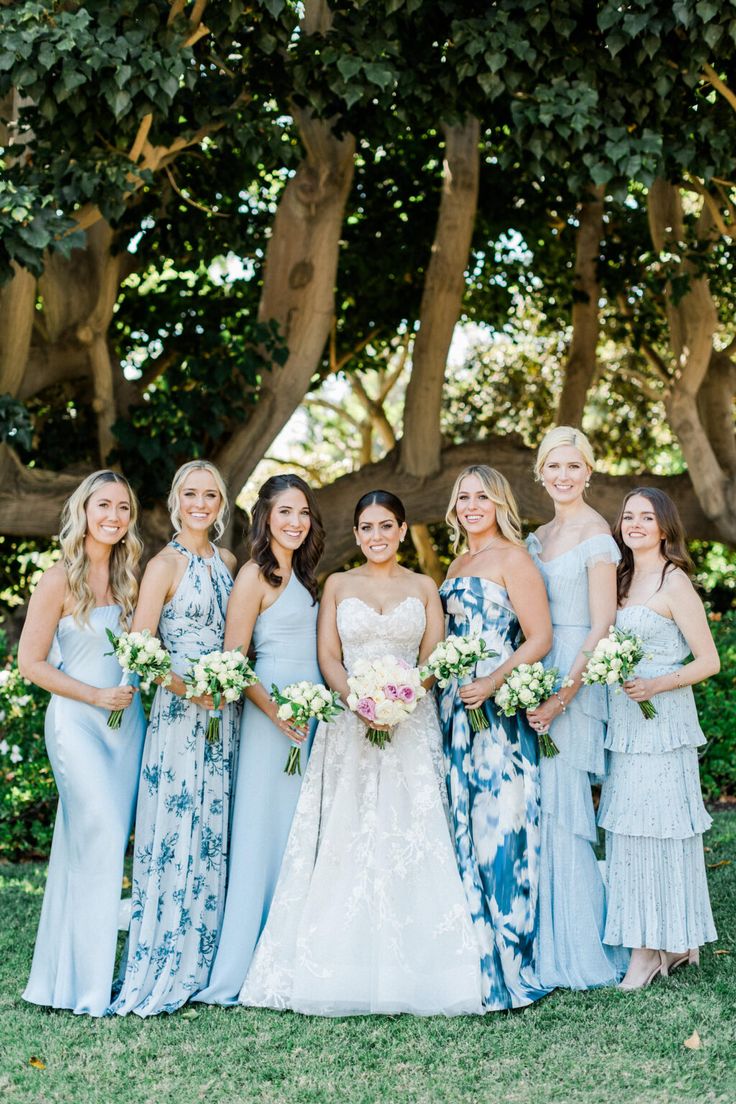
[346,654,426,749]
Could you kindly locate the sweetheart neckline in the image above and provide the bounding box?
[337,595,424,618]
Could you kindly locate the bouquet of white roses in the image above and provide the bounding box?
[184,649,258,741]
[582,626,657,719]
[271,680,344,775]
[105,628,172,729]
[346,655,426,749]
[421,632,498,733]
[494,662,574,757]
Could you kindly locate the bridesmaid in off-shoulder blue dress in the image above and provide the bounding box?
[527,533,629,988]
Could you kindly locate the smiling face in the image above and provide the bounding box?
[454,473,497,540]
[620,493,665,553]
[178,469,222,534]
[268,488,311,553]
[84,482,131,546]
[354,504,406,564]
[540,444,590,506]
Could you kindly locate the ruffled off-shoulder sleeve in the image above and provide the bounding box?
[580,533,620,569]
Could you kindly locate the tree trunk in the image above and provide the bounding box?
[556,184,605,426]
[647,179,736,537]
[214,103,355,492]
[312,435,716,576]
[0,264,36,397]
[399,116,480,477]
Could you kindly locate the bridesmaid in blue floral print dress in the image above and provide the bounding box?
[438,465,553,1011]
[109,461,237,1017]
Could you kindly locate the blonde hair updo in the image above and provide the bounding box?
[534,425,595,480]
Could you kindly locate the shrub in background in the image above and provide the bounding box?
[695,610,736,801]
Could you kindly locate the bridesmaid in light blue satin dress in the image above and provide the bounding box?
[438,465,553,1011]
[195,473,324,1006]
[19,471,145,1016]
[526,426,628,988]
[109,461,237,1017]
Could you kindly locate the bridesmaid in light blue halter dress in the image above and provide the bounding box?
[195,474,324,1005]
[19,471,145,1016]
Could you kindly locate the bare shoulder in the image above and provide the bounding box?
[412,570,440,600]
[579,509,612,540]
[445,553,468,580]
[663,566,698,602]
[219,548,237,575]
[234,559,264,588]
[143,546,179,582]
[34,561,68,603]
[324,567,359,602]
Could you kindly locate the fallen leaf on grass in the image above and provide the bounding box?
[28,1057,46,1070]
[714,949,731,956]
[707,860,732,869]
[180,1009,199,1020]
[683,1031,702,1050]
[121,876,132,890]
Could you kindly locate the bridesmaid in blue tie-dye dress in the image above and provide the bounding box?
[438,465,553,1011]
[109,461,237,1017]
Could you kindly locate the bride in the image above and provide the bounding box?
[240,490,483,1016]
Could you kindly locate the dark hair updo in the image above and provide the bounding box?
[250,473,325,603]
[613,486,694,605]
[353,489,407,529]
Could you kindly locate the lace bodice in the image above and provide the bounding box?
[336,596,426,672]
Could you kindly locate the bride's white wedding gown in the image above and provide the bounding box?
[240,596,483,1016]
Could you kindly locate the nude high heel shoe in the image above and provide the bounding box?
[667,948,700,972]
[618,950,668,991]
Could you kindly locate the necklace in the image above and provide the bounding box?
[467,537,504,557]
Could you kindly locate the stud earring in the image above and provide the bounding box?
[585,480,591,489]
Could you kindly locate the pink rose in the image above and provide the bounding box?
[399,685,416,703]
[356,696,377,721]
[384,684,400,700]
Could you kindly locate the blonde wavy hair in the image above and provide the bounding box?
[445,465,523,552]
[167,460,229,540]
[534,425,595,479]
[59,470,142,626]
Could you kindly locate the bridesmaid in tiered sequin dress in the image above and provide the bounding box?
[19,471,145,1016]
[599,488,718,990]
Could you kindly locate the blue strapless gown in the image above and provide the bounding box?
[527,533,629,988]
[109,541,236,1017]
[22,605,146,1016]
[438,576,550,1011]
[194,570,320,1004]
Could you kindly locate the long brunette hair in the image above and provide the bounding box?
[613,487,694,604]
[250,474,324,603]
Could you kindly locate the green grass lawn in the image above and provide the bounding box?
[1,813,734,1104]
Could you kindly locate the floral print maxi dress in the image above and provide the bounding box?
[109,540,236,1017]
[438,576,551,1011]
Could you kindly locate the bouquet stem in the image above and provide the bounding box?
[538,731,560,758]
[284,745,302,776]
[107,672,131,729]
[206,709,222,742]
[638,700,657,720]
[366,726,391,749]
[466,705,488,734]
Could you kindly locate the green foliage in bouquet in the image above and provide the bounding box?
[695,611,736,800]
[0,631,54,859]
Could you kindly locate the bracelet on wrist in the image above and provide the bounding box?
[554,692,567,713]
